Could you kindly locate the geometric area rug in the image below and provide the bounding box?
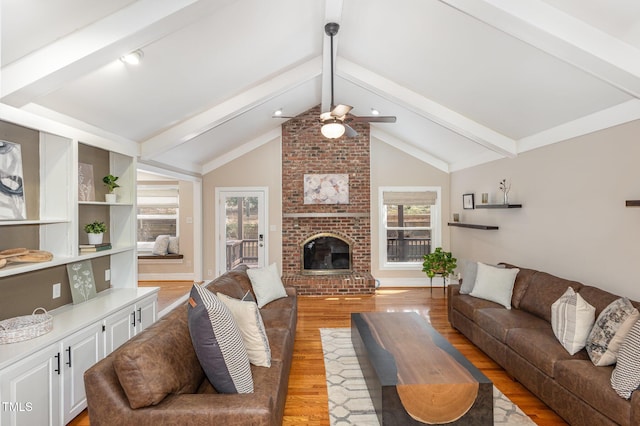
[321,328,535,425]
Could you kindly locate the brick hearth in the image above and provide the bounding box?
[281,106,375,295]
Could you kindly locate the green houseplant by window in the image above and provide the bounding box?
[422,247,457,290]
[103,174,120,203]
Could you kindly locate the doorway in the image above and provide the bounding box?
[216,188,267,276]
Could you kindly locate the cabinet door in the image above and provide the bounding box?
[136,295,157,333]
[0,344,62,426]
[103,306,136,356]
[62,323,104,423]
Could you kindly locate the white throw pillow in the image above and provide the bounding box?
[217,292,271,367]
[246,263,288,308]
[168,236,179,254]
[469,263,519,309]
[586,297,639,366]
[151,235,170,255]
[551,287,595,355]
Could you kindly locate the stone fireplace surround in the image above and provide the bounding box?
[281,106,375,295]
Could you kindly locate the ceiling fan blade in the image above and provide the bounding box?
[331,104,352,118]
[350,115,397,123]
[272,115,295,119]
[344,123,358,138]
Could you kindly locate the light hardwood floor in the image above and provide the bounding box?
[70,285,567,425]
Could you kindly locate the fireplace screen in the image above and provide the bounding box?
[301,233,352,275]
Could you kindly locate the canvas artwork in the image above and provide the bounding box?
[78,162,95,201]
[303,174,349,204]
[67,260,97,304]
[0,140,26,220]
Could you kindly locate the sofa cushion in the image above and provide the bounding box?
[217,292,271,368]
[506,327,589,378]
[499,263,538,309]
[551,287,595,355]
[469,263,519,309]
[519,272,583,322]
[187,284,254,394]
[586,297,639,366]
[555,360,630,425]
[474,308,549,343]
[247,263,288,308]
[611,318,640,400]
[450,293,502,322]
[112,306,203,409]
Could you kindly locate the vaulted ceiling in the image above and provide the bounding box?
[3,0,640,175]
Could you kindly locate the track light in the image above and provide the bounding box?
[120,50,144,65]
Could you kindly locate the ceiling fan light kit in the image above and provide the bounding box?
[321,120,346,139]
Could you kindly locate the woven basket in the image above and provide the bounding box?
[0,308,53,344]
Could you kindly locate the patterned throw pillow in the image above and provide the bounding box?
[611,319,640,399]
[187,284,253,393]
[151,235,170,255]
[217,292,271,367]
[551,287,595,355]
[586,298,639,366]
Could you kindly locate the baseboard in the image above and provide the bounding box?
[137,273,195,281]
[377,277,446,287]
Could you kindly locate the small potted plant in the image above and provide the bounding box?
[84,221,107,245]
[422,247,457,291]
[103,174,120,203]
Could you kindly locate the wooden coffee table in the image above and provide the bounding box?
[351,312,493,425]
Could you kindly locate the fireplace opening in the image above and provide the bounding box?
[301,233,352,275]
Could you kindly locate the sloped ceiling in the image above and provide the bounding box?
[2,0,640,175]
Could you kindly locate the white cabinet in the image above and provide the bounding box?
[103,293,157,356]
[0,343,62,426]
[0,288,158,426]
[61,323,104,424]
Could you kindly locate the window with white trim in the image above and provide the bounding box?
[137,182,179,251]
[379,187,441,269]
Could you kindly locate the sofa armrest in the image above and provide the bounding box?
[447,284,460,324]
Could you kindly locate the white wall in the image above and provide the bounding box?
[450,121,640,300]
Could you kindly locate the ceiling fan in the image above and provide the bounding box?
[319,22,396,139]
[273,22,396,139]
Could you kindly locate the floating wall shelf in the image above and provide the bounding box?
[475,204,522,209]
[448,222,499,230]
[625,200,640,207]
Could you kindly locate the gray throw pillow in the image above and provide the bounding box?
[459,260,478,294]
[187,284,253,393]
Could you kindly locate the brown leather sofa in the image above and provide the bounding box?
[84,267,297,425]
[448,263,640,426]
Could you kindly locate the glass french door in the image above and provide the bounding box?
[216,188,267,275]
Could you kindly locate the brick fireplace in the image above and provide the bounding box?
[281,106,375,295]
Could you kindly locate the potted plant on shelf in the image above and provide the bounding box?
[84,221,107,245]
[422,247,457,291]
[103,174,120,203]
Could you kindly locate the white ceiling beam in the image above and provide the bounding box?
[371,128,450,173]
[202,127,282,174]
[518,99,640,152]
[321,0,344,113]
[140,56,322,160]
[439,0,640,98]
[1,0,232,107]
[338,59,517,158]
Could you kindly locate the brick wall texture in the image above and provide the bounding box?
[281,106,375,295]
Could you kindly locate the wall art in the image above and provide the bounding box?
[78,162,95,202]
[303,174,349,204]
[67,260,97,304]
[0,140,26,219]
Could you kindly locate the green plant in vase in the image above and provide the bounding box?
[422,247,457,291]
[84,221,107,245]
[103,174,120,203]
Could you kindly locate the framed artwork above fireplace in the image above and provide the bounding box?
[303,174,349,204]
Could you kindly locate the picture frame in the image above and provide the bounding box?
[463,193,475,210]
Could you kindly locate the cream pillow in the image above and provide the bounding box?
[217,292,271,367]
[151,235,170,255]
[469,263,519,309]
[246,263,288,308]
[551,287,595,355]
